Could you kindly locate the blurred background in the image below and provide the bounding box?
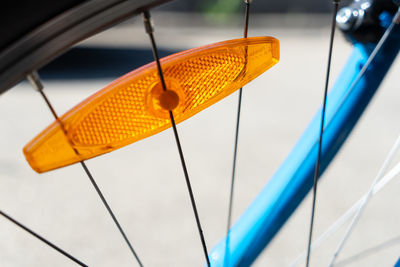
[0,0,399,266]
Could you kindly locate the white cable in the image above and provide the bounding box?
[289,134,400,266]
[293,9,400,266]
[328,134,400,266]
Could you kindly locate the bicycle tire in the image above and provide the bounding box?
[0,0,172,95]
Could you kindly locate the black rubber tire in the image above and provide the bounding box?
[0,0,172,94]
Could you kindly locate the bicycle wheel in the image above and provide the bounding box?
[0,0,399,266]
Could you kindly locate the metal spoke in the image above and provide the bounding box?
[333,7,400,120]
[290,135,400,266]
[0,209,87,266]
[224,1,251,266]
[27,71,144,267]
[289,9,400,266]
[142,10,211,267]
[327,12,400,266]
[305,1,340,266]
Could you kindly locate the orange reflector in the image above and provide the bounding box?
[24,36,279,173]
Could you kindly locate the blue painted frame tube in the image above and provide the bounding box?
[209,25,400,266]
[394,257,400,267]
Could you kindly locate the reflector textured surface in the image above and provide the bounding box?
[24,37,279,172]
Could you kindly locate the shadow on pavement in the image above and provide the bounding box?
[39,46,177,80]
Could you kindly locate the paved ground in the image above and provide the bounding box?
[0,13,399,267]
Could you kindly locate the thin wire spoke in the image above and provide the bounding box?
[328,22,400,262]
[78,161,143,266]
[305,1,340,266]
[332,7,400,112]
[0,209,87,266]
[142,10,211,267]
[290,10,400,266]
[224,1,251,266]
[290,135,400,266]
[27,71,144,267]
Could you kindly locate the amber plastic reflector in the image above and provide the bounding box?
[24,36,279,173]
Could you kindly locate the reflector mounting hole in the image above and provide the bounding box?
[146,77,185,118]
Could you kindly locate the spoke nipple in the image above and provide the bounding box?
[27,71,43,92]
[142,10,154,34]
